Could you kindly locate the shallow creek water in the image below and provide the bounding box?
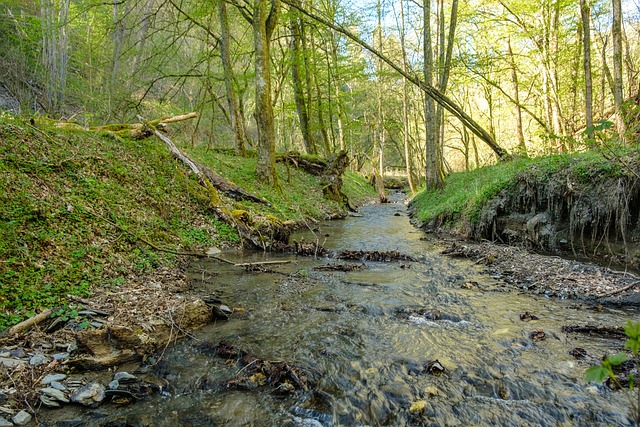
[45,195,638,426]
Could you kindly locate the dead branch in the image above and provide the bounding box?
[3,309,54,336]
[597,280,640,297]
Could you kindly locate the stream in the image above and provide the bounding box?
[44,194,637,426]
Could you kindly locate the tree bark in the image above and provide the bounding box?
[253,0,280,187]
[219,0,247,156]
[424,0,442,189]
[612,0,625,136]
[290,1,315,154]
[507,36,526,153]
[580,0,593,139]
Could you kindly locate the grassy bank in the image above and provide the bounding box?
[410,149,634,229]
[0,114,375,330]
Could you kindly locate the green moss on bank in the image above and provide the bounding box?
[0,114,374,330]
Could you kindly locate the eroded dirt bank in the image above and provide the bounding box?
[419,156,640,271]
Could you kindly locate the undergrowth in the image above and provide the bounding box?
[0,114,374,330]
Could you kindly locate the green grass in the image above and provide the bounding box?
[410,149,636,227]
[0,115,374,330]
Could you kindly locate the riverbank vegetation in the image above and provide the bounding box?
[0,114,376,331]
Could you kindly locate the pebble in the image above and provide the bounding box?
[29,354,48,366]
[12,410,31,426]
[0,358,25,369]
[41,387,69,403]
[0,417,12,427]
[70,382,105,407]
[9,349,24,358]
[52,353,69,361]
[114,372,137,383]
[40,395,61,408]
[42,374,67,385]
[50,381,66,391]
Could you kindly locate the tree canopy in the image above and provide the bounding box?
[1,0,638,188]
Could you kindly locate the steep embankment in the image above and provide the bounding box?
[0,115,375,330]
[410,151,640,268]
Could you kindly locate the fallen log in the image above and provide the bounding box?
[196,161,270,205]
[277,152,326,175]
[55,112,198,140]
[139,116,289,250]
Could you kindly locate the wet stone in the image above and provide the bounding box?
[529,329,547,341]
[569,347,588,359]
[520,312,539,321]
[12,410,31,426]
[427,360,446,376]
[70,382,105,407]
[42,374,67,385]
[42,387,69,403]
[50,381,66,391]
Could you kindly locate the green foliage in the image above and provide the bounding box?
[0,115,372,331]
[585,321,640,424]
[411,156,534,225]
[411,149,635,228]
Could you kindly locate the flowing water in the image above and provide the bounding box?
[44,195,638,426]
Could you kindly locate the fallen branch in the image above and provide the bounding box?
[597,280,640,298]
[234,260,291,267]
[3,309,54,336]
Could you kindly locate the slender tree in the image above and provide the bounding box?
[580,0,593,139]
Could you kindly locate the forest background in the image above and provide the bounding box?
[0,0,639,191]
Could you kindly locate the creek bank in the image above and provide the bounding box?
[410,153,640,270]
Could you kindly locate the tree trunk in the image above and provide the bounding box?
[375,0,388,200]
[253,0,280,187]
[219,0,247,156]
[612,0,625,136]
[290,2,315,154]
[580,0,593,139]
[507,36,526,153]
[399,0,416,194]
[309,35,331,155]
[424,0,443,189]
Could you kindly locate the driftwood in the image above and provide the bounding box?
[3,308,54,336]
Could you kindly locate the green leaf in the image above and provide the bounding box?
[606,352,629,366]
[624,320,640,340]
[585,366,609,383]
[625,338,640,357]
